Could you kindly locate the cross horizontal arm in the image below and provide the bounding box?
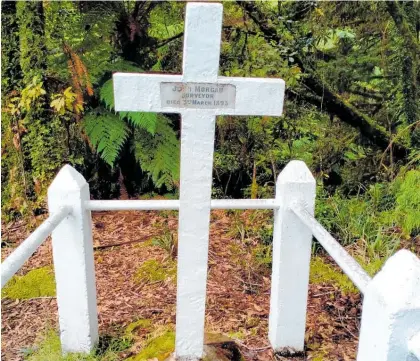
[113,73,182,112]
[113,73,285,116]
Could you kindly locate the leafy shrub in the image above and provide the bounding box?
[316,168,419,259]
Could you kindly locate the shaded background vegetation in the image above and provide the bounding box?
[1,1,419,257]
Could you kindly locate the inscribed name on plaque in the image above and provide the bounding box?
[160,83,236,109]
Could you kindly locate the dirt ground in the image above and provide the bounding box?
[2,210,363,361]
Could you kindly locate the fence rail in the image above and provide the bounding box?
[1,161,419,361]
[292,204,371,294]
[1,206,70,288]
[86,198,279,211]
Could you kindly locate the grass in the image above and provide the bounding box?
[2,267,56,300]
[23,330,125,361]
[23,322,174,361]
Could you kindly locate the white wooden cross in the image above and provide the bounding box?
[113,3,285,360]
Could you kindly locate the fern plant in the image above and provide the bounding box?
[133,116,180,190]
[82,110,129,166]
[82,62,180,190]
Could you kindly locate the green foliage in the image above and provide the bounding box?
[16,1,46,82]
[317,167,419,254]
[2,267,55,300]
[88,77,179,190]
[82,111,130,167]
[134,260,176,284]
[133,117,180,190]
[392,170,420,235]
[99,78,158,134]
[152,228,177,260]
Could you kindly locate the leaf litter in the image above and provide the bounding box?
[2,209,366,361]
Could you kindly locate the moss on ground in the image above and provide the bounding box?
[24,331,98,361]
[134,259,176,284]
[128,330,175,361]
[125,319,152,338]
[24,329,132,361]
[2,267,56,299]
[310,257,357,294]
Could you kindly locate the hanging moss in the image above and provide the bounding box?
[2,267,56,300]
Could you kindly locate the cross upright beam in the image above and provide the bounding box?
[174,5,222,359]
[113,3,285,360]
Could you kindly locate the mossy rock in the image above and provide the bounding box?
[134,259,176,284]
[2,266,56,300]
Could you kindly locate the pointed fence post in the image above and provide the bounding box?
[48,165,98,353]
[269,160,316,354]
[357,250,420,361]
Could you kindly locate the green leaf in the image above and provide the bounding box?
[99,79,114,110]
[82,111,130,167]
[99,78,158,135]
[133,115,179,190]
[121,112,158,135]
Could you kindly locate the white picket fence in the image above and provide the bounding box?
[1,160,419,361]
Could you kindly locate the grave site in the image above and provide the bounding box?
[1,2,420,361]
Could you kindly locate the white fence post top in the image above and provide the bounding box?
[369,250,420,311]
[278,160,315,185]
[48,164,87,193]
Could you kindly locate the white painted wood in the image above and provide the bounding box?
[113,74,285,116]
[292,206,371,294]
[176,110,216,359]
[357,250,420,361]
[269,160,316,354]
[48,165,99,353]
[182,3,222,82]
[1,206,70,288]
[87,199,180,211]
[85,199,280,211]
[112,3,285,359]
[408,332,420,360]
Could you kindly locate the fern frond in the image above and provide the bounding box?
[82,111,130,166]
[99,78,158,134]
[120,111,157,135]
[106,59,144,73]
[99,79,114,110]
[133,115,180,190]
